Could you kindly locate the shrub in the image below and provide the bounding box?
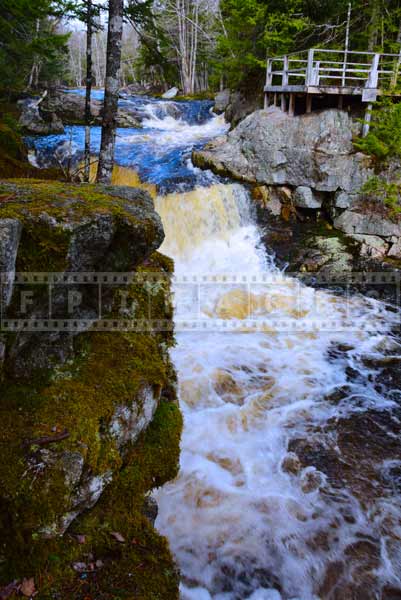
[355,99,401,161]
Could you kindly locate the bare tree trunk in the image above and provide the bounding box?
[97,0,124,184]
[84,0,93,183]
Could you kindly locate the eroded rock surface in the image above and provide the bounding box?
[193,107,372,192]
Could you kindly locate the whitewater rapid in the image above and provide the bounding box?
[31,93,401,599]
[153,180,400,600]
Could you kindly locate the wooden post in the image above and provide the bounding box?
[266,58,273,87]
[306,48,315,86]
[338,95,344,109]
[274,92,277,106]
[289,93,295,116]
[342,2,351,87]
[283,55,289,87]
[367,53,380,88]
[281,93,286,112]
[362,103,373,137]
[306,94,312,113]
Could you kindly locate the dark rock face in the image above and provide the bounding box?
[0,218,22,307]
[225,91,262,127]
[213,89,231,115]
[0,180,181,599]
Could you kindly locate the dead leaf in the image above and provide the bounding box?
[95,560,104,569]
[72,562,87,572]
[110,531,125,543]
[20,578,36,597]
[76,534,86,544]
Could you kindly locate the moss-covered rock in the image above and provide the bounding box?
[0,180,181,599]
[0,116,61,179]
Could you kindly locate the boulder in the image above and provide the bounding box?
[193,108,372,193]
[294,186,322,209]
[350,234,389,258]
[213,88,231,114]
[0,218,22,308]
[333,190,358,209]
[0,179,182,598]
[18,97,65,135]
[225,90,263,127]
[42,90,142,128]
[162,87,179,99]
[333,210,401,238]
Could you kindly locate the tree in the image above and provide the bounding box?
[0,0,70,96]
[97,0,124,183]
[83,1,93,182]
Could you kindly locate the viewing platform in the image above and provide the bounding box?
[264,48,401,134]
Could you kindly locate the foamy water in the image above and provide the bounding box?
[154,184,401,599]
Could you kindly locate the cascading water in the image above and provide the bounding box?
[31,92,401,600]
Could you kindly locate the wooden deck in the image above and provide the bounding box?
[264,48,401,132]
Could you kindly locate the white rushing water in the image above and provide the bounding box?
[153,179,401,600]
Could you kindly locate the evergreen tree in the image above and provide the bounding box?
[0,0,70,96]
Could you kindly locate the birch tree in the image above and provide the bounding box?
[97,0,124,183]
[83,0,93,182]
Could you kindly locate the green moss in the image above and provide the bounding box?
[0,177,181,598]
[0,119,62,180]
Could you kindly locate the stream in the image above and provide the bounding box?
[29,93,401,600]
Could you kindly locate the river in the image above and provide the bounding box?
[29,93,401,600]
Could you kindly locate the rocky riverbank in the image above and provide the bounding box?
[18,89,142,135]
[0,180,182,599]
[194,106,401,275]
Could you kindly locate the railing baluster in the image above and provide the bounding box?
[366,53,380,88]
[306,48,314,86]
[283,55,289,86]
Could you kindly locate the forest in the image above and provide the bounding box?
[1,0,401,98]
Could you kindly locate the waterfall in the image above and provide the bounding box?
[154,182,400,600]
[30,92,401,600]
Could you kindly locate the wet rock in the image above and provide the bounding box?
[281,452,301,475]
[0,218,22,308]
[383,586,401,599]
[193,108,372,192]
[213,89,231,114]
[300,466,325,493]
[142,495,159,525]
[294,186,322,209]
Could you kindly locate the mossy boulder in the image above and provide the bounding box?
[0,180,181,599]
[0,116,61,179]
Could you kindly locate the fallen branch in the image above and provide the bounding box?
[24,429,70,448]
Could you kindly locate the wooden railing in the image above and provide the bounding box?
[265,48,401,94]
